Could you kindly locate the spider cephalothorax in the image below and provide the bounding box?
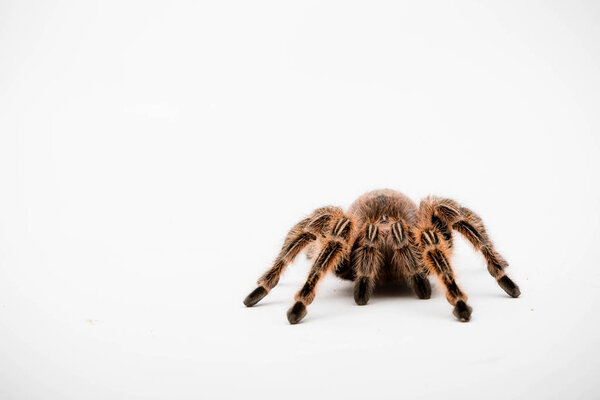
[244,189,520,324]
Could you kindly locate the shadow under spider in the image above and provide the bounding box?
[372,281,419,299]
[320,280,423,301]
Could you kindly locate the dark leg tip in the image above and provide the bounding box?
[453,300,472,322]
[498,276,521,298]
[411,275,432,299]
[286,301,307,324]
[354,277,372,306]
[243,286,268,307]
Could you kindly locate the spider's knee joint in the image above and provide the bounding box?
[420,229,439,247]
[424,249,450,276]
[306,214,333,235]
[390,221,408,246]
[331,217,352,240]
[434,203,461,222]
[364,223,379,245]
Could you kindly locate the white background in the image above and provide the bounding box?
[1,1,600,399]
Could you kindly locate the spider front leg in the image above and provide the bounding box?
[419,229,472,322]
[389,220,431,299]
[452,206,520,297]
[352,223,384,305]
[243,207,338,307]
[426,197,520,298]
[287,216,354,324]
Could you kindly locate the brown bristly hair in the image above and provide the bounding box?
[244,189,519,324]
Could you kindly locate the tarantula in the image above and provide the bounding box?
[243,189,520,324]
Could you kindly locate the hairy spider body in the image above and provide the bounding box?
[244,189,520,324]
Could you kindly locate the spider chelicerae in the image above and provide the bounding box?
[244,189,520,324]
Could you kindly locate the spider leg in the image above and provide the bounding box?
[389,220,431,299]
[352,223,384,305]
[427,197,520,298]
[287,215,354,324]
[419,228,472,321]
[243,207,338,307]
[453,207,519,297]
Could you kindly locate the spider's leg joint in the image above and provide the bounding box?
[365,223,379,244]
[390,221,407,246]
[331,217,353,240]
[420,229,439,247]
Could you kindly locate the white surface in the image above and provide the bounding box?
[1,1,600,399]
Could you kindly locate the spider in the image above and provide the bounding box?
[243,189,520,324]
